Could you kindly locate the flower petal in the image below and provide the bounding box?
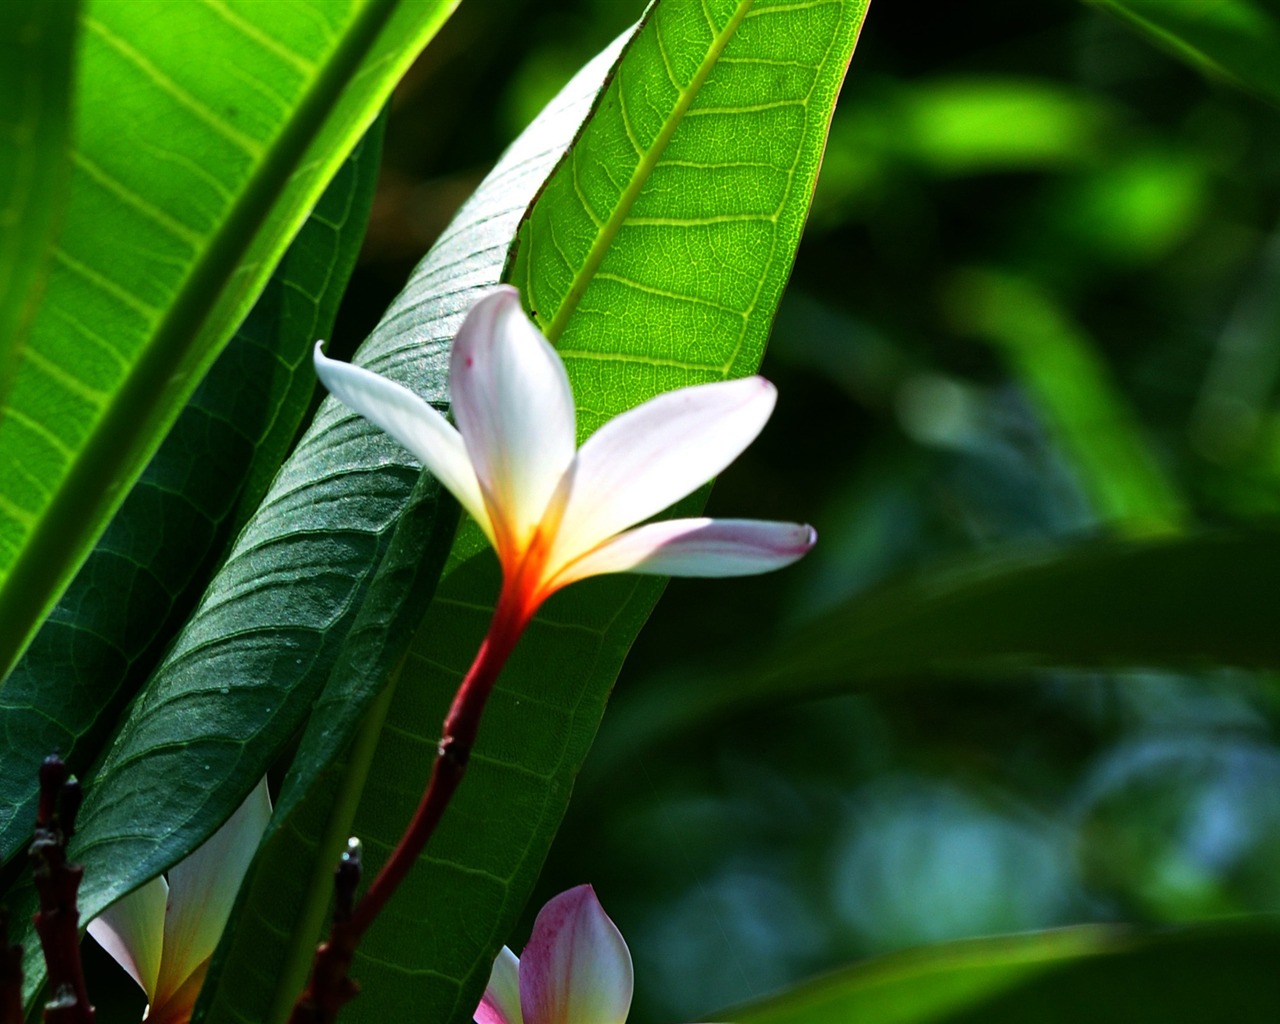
[86,874,169,1001]
[450,286,576,554]
[475,946,523,1024]
[313,342,494,544]
[519,885,632,1024]
[146,960,209,1024]
[549,377,776,574]
[152,778,272,1008]
[555,518,816,587]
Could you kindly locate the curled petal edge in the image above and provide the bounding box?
[554,518,817,590]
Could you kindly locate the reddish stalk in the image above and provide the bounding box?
[288,587,532,1024]
[30,756,94,1024]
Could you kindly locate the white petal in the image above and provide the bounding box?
[450,287,576,554]
[313,342,494,544]
[549,377,776,575]
[152,778,272,1008]
[475,946,523,1024]
[554,518,816,587]
[87,874,169,1001]
[519,886,632,1024]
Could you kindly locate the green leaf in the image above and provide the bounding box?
[197,472,459,1024]
[945,269,1185,535]
[1092,0,1280,108]
[601,531,1280,757]
[0,113,386,868]
[729,920,1280,1024]
[0,0,78,404]
[0,0,459,681]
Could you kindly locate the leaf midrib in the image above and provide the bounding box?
[541,0,756,345]
[0,0,401,682]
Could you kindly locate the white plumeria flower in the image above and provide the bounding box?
[475,885,637,1024]
[313,285,815,631]
[86,779,272,1024]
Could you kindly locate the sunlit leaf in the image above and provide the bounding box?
[0,0,459,681]
[0,0,78,404]
[0,115,385,868]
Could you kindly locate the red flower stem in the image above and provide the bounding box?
[350,595,524,935]
[30,756,94,1024]
[288,590,529,1024]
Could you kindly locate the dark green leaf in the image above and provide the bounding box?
[730,920,1280,1024]
[1093,0,1280,108]
[601,531,1280,759]
[197,471,458,1024]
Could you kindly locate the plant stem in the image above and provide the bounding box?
[30,756,94,1024]
[287,589,529,1024]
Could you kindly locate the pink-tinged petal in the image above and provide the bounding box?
[153,778,272,1008]
[555,518,816,588]
[475,946,523,1024]
[87,874,169,1001]
[313,342,494,545]
[519,885,632,1024]
[450,287,576,554]
[549,377,776,575]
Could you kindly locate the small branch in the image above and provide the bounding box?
[0,910,24,1024]
[287,593,528,1024]
[30,755,94,1024]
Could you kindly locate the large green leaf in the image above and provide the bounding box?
[0,0,458,682]
[598,531,1280,759]
[197,470,459,1024]
[0,114,385,868]
[729,920,1280,1024]
[0,0,78,405]
[1092,0,1280,108]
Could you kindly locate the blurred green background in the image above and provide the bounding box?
[323,1,1280,1021]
